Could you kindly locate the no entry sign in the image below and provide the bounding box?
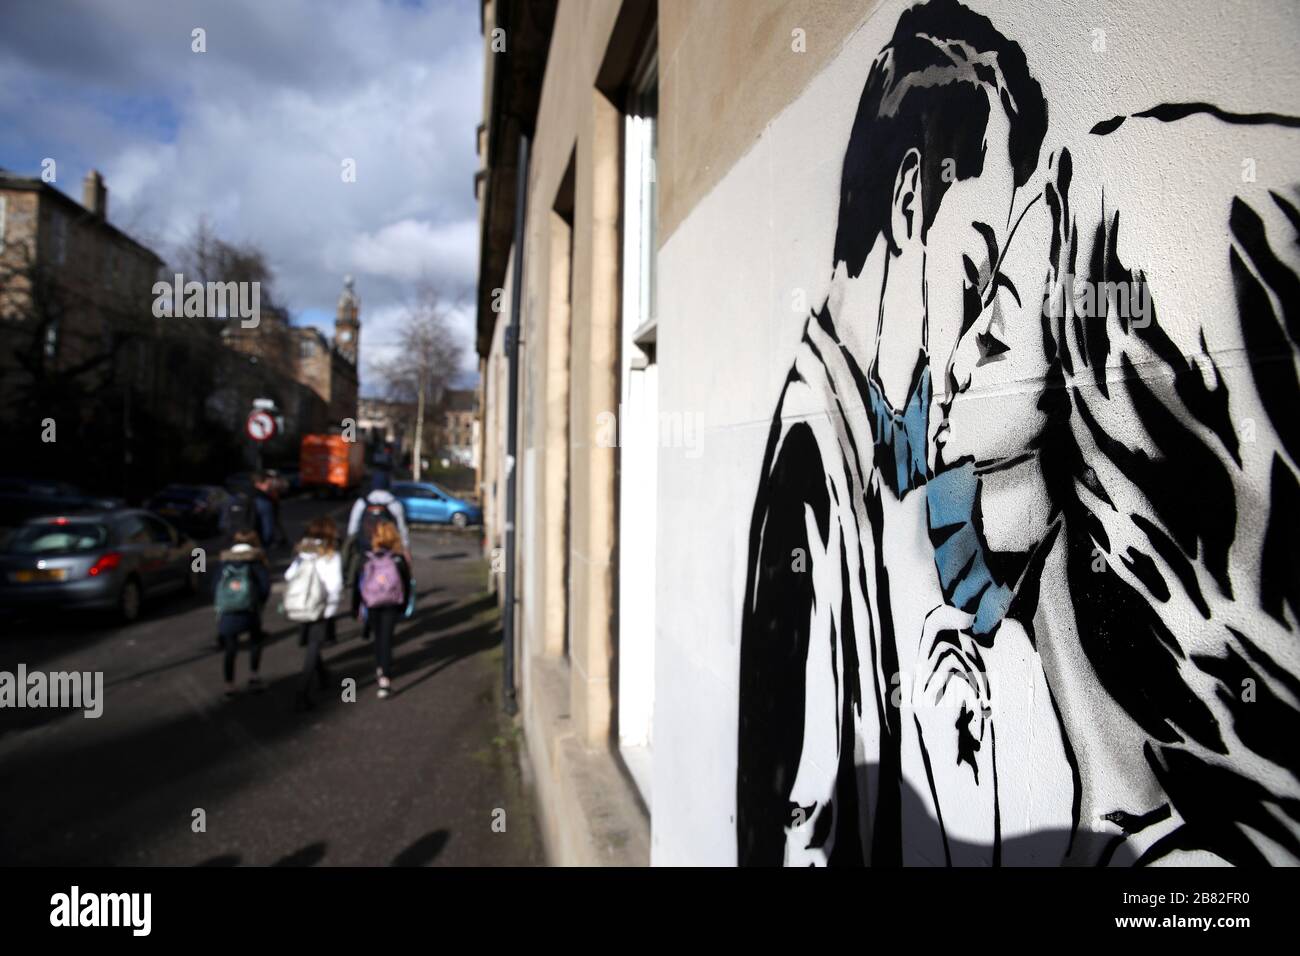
[246,409,277,442]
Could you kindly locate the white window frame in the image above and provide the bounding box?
[616,37,659,808]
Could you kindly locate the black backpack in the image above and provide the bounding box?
[359,498,397,547]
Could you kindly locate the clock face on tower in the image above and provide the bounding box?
[339,330,353,343]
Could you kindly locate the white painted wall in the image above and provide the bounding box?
[651,0,1300,865]
[617,110,659,805]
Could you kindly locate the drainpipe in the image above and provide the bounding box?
[502,130,529,717]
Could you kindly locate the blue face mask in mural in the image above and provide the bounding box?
[867,359,931,498]
[925,462,1014,639]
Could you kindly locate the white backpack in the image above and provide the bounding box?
[283,552,328,622]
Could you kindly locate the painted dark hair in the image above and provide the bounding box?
[833,0,1047,275]
[1029,148,1300,864]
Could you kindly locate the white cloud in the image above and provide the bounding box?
[350,218,478,285]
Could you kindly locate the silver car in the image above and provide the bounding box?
[0,510,200,623]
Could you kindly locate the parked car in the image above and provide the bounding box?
[392,481,482,528]
[223,472,256,497]
[0,510,200,623]
[0,478,125,537]
[146,484,231,538]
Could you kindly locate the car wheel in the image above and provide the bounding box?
[451,511,468,529]
[118,578,143,624]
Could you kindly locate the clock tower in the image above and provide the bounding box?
[335,275,360,364]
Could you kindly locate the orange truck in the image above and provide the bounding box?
[300,434,364,493]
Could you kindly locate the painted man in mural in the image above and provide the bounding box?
[737,0,1051,865]
[738,0,1300,866]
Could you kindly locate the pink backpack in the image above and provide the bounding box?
[360,551,404,608]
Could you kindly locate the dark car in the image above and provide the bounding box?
[147,484,231,538]
[0,478,125,534]
[0,510,200,623]
[224,472,256,497]
[392,481,483,529]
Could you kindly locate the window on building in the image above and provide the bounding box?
[551,153,576,664]
[136,340,150,391]
[43,319,59,360]
[0,195,7,252]
[625,48,658,352]
[300,337,317,359]
[50,211,66,265]
[615,32,659,807]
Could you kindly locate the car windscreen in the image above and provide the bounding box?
[6,522,110,554]
[158,486,206,498]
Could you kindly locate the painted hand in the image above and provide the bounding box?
[913,604,997,863]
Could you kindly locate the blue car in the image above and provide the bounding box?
[392,481,482,529]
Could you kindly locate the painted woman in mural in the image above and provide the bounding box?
[923,118,1300,864]
[736,0,1300,866]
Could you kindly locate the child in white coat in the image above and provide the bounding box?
[286,516,345,710]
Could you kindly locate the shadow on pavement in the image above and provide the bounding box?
[0,619,305,741]
[391,829,450,866]
[273,841,329,867]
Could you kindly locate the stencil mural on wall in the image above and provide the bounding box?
[737,0,1300,866]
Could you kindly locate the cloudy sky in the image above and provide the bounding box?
[0,0,483,394]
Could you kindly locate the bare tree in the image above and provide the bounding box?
[371,282,464,480]
[173,215,283,312]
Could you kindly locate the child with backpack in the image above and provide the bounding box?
[215,530,271,698]
[345,481,411,639]
[355,521,411,700]
[284,516,345,711]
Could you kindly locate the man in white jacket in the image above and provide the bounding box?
[346,481,410,554]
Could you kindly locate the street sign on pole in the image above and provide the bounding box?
[246,409,277,442]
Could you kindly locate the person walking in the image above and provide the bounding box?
[344,474,411,639]
[266,471,291,550]
[250,472,278,552]
[356,521,410,700]
[284,516,345,711]
[345,472,410,554]
[214,530,271,698]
